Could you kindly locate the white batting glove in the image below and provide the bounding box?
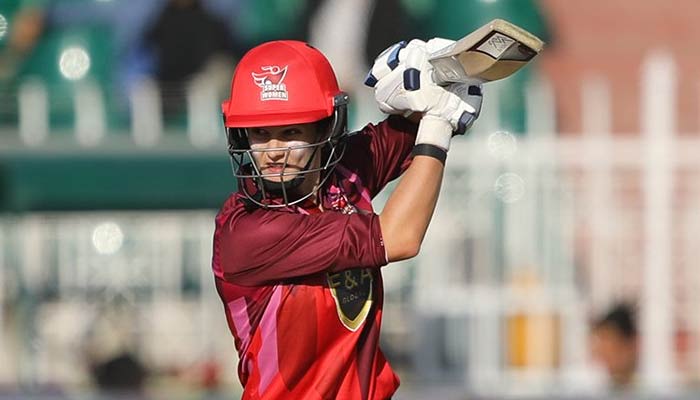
[413,81,483,151]
[365,38,453,95]
[365,39,451,114]
[365,39,483,150]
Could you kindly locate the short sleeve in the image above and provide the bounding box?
[215,206,388,286]
[343,115,418,197]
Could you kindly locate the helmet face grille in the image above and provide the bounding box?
[225,93,349,208]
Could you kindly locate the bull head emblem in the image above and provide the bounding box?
[252,65,288,87]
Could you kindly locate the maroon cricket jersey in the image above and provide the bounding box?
[212,116,417,399]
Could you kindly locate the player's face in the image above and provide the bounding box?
[247,122,321,183]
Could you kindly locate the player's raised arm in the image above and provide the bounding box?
[212,29,537,398]
[366,39,484,261]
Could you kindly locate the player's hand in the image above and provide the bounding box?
[443,81,483,136]
[412,81,483,150]
[365,39,450,115]
[365,39,483,150]
[365,38,452,94]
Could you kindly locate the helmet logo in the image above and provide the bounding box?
[251,65,289,101]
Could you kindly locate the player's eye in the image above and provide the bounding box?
[284,128,302,137]
[248,129,269,140]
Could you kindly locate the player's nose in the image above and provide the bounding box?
[265,139,288,162]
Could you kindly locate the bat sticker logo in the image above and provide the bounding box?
[251,65,289,101]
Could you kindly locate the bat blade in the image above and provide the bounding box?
[429,19,545,85]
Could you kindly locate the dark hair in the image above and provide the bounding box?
[594,302,637,339]
[316,116,334,139]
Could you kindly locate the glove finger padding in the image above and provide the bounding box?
[373,41,443,115]
[415,82,484,150]
[424,37,457,54]
[373,67,405,115]
[364,41,406,87]
[364,39,426,88]
[444,81,483,135]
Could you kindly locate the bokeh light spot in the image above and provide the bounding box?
[92,222,124,255]
[487,130,517,160]
[59,46,91,80]
[494,173,525,203]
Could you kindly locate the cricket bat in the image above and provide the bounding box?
[429,19,545,85]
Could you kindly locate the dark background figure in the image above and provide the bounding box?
[363,0,422,70]
[91,351,149,398]
[229,0,322,51]
[146,0,235,123]
[591,302,638,390]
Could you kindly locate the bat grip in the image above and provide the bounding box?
[429,57,468,87]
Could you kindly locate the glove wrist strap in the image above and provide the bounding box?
[415,115,452,151]
[412,144,447,165]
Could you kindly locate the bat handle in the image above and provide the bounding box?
[429,57,471,86]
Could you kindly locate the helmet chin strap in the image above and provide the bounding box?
[261,175,306,193]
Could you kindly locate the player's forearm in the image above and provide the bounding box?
[379,155,443,262]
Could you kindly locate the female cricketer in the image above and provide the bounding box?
[212,39,483,399]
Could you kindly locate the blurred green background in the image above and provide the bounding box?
[4,1,699,399]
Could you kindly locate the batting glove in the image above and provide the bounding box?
[366,39,483,150]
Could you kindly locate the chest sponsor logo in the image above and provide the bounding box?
[326,268,373,331]
[251,65,288,101]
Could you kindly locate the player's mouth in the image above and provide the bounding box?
[263,163,299,174]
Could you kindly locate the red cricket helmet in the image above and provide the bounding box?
[222,40,345,127]
[221,40,350,208]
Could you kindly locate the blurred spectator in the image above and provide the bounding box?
[145,0,235,122]
[91,351,148,397]
[0,0,123,129]
[231,0,321,49]
[0,3,45,80]
[590,302,639,390]
[147,0,232,84]
[363,0,423,69]
[0,2,46,126]
[0,0,244,130]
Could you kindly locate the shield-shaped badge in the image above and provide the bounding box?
[327,268,374,331]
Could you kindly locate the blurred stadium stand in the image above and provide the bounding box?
[2,0,700,399]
